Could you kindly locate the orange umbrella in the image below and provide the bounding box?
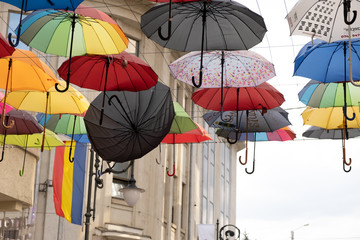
[0,49,58,129]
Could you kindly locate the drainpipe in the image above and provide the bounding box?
[187,99,195,240]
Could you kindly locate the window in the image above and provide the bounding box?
[8,12,29,50]
[111,161,132,199]
[126,38,139,56]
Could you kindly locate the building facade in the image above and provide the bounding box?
[0,1,244,239]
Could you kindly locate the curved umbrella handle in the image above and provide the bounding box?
[7,0,25,47]
[238,155,247,165]
[227,131,238,144]
[157,0,173,40]
[343,103,355,121]
[167,163,175,177]
[192,70,203,88]
[343,0,357,25]
[55,82,69,92]
[245,158,255,174]
[1,114,14,129]
[343,159,352,172]
[69,145,74,163]
[245,138,256,174]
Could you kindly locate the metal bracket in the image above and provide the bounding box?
[39,180,53,192]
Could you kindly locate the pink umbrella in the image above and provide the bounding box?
[0,92,13,115]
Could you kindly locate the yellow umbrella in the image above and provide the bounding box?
[302,106,360,172]
[302,106,360,129]
[0,129,65,176]
[0,49,58,129]
[3,80,89,151]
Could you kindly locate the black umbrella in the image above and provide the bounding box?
[141,0,267,87]
[84,82,175,163]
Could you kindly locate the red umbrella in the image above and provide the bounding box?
[58,52,158,124]
[161,122,212,176]
[161,122,212,144]
[0,33,14,57]
[191,82,285,111]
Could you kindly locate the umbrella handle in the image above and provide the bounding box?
[158,19,172,41]
[192,71,203,88]
[1,114,14,129]
[69,145,74,163]
[7,0,25,47]
[343,159,352,172]
[343,104,355,121]
[167,163,175,177]
[245,137,256,174]
[238,155,247,165]
[343,0,357,25]
[227,131,238,144]
[158,0,172,40]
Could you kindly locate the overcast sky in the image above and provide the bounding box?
[234,0,360,240]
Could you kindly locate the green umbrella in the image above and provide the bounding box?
[168,102,197,134]
[164,102,197,176]
[36,113,87,162]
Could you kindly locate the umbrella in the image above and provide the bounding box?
[302,106,360,129]
[192,82,285,111]
[203,107,291,132]
[0,92,13,116]
[0,49,58,129]
[303,126,360,139]
[36,113,87,161]
[298,80,360,108]
[162,122,212,176]
[0,33,15,57]
[3,80,89,152]
[161,102,198,176]
[84,82,175,163]
[17,7,129,92]
[57,52,158,124]
[3,0,83,47]
[216,126,296,174]
[302,126,359,172]
[286,0,360,42]
[141,0,267,87]
[169,50,275,88]
[0,129,64,175]
[0,109,43,162]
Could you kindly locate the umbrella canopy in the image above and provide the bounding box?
[1,0,83,11]
[169,50,276,88]
[192,82,285,111]
[57,52,158,92]
[3,80,89,115]
[294,39,360,83]
[0,129,65,150]
[302,106,360,129]
[84,82,175,163]
[0,93,13,116]
[36,113,87,135]
[141,0,267,52]
[18,9,128,57]
[298,80,360,107]
[302,126,360,139]
[0,109,43,135]
[0,33,15,57]
[216,126,296,142]
[0,49,57,91]
[161,122,212,143]
[168,102,197,134]
[203,107,291,132]
[286,0,360,42]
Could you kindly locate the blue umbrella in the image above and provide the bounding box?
[4,0,83,47]
[294,39,360,83]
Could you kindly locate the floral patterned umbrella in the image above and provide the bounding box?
[169,50,275,88]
